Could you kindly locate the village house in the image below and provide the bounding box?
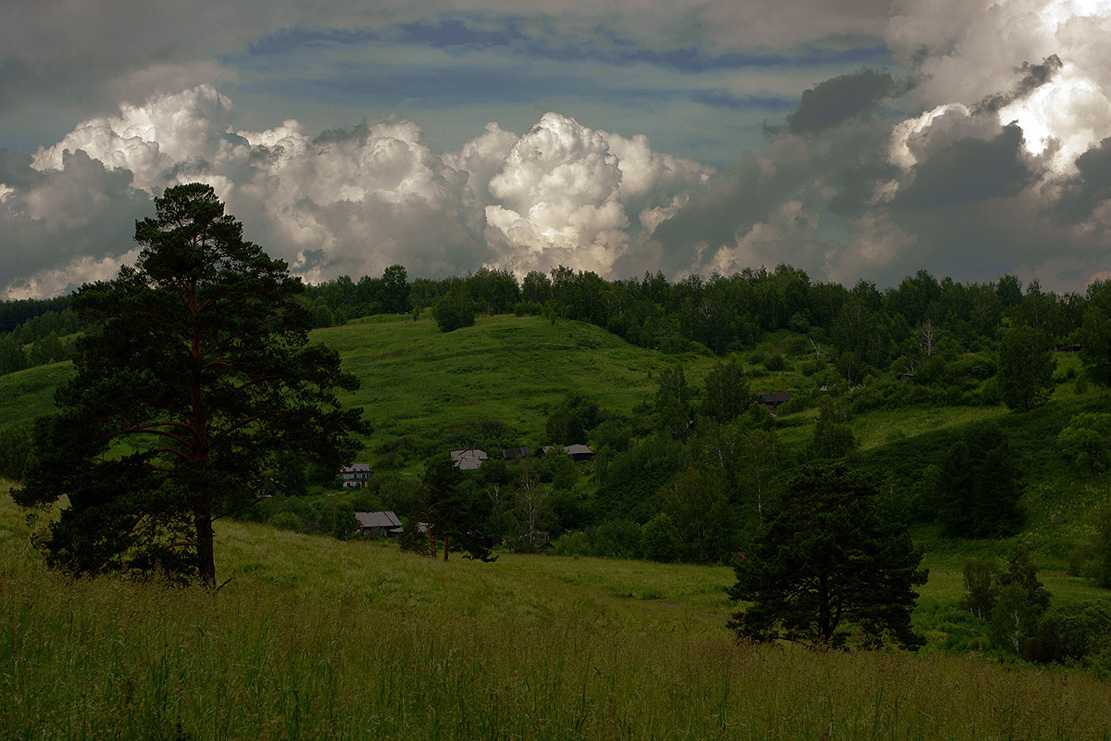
[338,463,370,488]
[536,444,595,462]
[355,511,403,538]
[450,449,488,470]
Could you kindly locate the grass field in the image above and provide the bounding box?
[4,483,1111,740]
[314,314,718,456]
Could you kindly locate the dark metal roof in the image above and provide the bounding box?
[355,511,402,529]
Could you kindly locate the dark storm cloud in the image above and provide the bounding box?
[975,55,1063,114]
[1052,137,1111,224]
[827,161,901,215]
[0,150,151,292]
[0,149,39,189]
[782,68,895,135]
[892,124,1033,210]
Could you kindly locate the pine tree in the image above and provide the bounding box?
[728,465,927,650]
[15,184,365,585]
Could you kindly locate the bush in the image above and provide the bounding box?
[269,511,303,532]
[641,513,680,563]
[433,290,475,332]
[0,425,31,480]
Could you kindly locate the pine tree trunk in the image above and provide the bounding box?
[194,498,216,587]
[818,572,831,644]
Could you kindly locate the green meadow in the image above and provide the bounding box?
[4,313,1111,737]
[3,483,1111,740]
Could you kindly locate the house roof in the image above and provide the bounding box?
[340,463,371,473]
[756,392,793,404]
[564,444,593,456]
[456,456,484,470]
[501,446,531,459]
[450,449,488,460]
[355,511,402,529]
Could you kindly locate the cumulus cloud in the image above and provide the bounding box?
[783,69,895,135]
[8,0,1111,297]
[634,0,1111,290]
[0,88,710,297]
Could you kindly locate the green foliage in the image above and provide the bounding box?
[998,325,1055,411]
[545,392,604,445]
[763,353,786,372]
[935,422,1023,538]
[807,398,856,460]
[700,360,750,423]
[659,467,737,564]
[1057,412,1111,474]
[989,546,1050,657]
[13,184,365,585]
[1033,599,1111,668]
[962,558,999,621]
[432,287,475,332]
[728,465,927,650]
[0,425,30,480]
[1093,507,1111,589]
[416,457,496,562]
[1079,281,1111,387]
[268,511,304,532]
[641,512,679,563]
[990,584,1043,655]
[653,364,693,438]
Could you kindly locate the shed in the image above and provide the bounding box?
[564,444,595,462]
[756,392,793,412]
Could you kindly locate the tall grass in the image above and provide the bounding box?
[3,485,1111,740]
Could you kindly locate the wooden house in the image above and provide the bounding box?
[338,463,371,488]
[355,511,402,538]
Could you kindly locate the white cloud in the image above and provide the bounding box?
[481,113,712,276]
[1,90,711,296]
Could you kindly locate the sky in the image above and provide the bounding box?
[2,0,1111,299]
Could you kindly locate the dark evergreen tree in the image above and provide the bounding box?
[417,457,497,562]
[1080,281,1111,387]
[935,422,1024,538]
[728,465,927,650]
[807,398,856,461]
[14,184,365,585]
[997,324,1055,411]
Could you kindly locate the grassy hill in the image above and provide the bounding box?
[0,360,73,430]
[315,313,715,459]
[2,482,1110,739]
[3,313,1110,542]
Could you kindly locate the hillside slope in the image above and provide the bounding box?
[316,313,715,460]
[2,484,1109,739]
[2,314,1110,551]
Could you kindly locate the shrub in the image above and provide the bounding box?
[269,512,303,532]
[433,290,475,332]
[641,513,680,563]
[764,354,786,372]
